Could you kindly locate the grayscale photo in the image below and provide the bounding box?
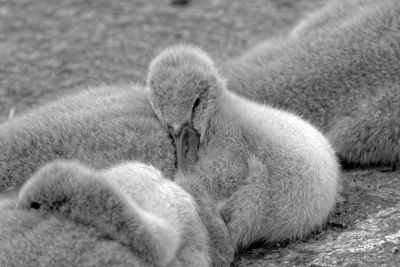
[0,0,399,266]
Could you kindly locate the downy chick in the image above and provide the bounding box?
[8,160,210,267]
[225,0,400,168]
[147,45,340,249]
[0,84,175,194]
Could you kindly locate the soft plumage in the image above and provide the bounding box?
[147,45,340,249]
[225,0,400,168]
[2,160,212,267]
[0,84,175,194]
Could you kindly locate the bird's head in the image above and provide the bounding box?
[147,45,225,171]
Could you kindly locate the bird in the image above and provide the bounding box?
[0,84,176,195]
[6,160,212,266]
[147,45,340,250]
[224,0,400,169]
[175,169,235,266]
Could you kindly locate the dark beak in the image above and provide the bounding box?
[169,124,200,172]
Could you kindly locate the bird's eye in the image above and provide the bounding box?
[30,202,41,209]
[191,97,201,121]
[193,97,200,110]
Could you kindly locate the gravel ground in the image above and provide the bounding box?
[2,0,400,266]
[0,0,323,120]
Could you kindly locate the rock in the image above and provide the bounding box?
[234,169,400,266]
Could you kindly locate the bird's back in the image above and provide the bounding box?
[0,84,175,194]
[225,0,400,130]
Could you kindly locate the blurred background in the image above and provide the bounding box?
[0,0,323,120]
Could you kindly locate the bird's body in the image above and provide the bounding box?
[0,84,175,194]
[1,160,231,266]
[175,170,234,266]
[148,46,340,249]
[225,0,400,168]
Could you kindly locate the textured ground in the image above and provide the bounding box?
[1,0,400,266]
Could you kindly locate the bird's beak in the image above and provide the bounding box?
[169,124,200,172]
